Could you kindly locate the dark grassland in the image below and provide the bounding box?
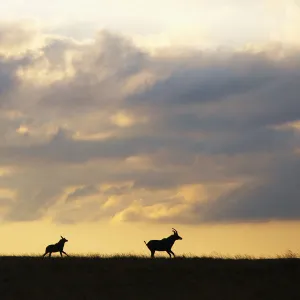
[0,255,300,299]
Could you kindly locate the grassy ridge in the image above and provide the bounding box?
[0,255,300,299]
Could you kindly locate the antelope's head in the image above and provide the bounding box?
[172,228,182,240]
[60,236,68,243]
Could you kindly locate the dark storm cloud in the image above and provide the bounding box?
[0,128,189,164]
[194,154,300,223]
[0,56,32,101]
[66,185,99,202]
[130,63,276,106]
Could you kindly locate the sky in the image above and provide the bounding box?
[0,0,300,256]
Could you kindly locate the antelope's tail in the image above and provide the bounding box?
[144,241,151,251]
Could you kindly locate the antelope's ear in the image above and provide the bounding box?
[61,235,64,239]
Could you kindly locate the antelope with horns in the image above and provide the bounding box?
[144,228,182,258]
[43,236,69,257]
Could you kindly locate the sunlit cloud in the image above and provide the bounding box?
[16,125,29,135]
[0,8,299,230]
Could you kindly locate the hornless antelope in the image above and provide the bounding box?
[43,236,69,257]
[144,228,182,258]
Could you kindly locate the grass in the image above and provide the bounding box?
[0,253,300,299]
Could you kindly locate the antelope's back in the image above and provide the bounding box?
[45,244,54,252]
[147,239,169,251]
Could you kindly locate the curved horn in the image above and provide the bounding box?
[61,235,64,239]
[172,228,177,233]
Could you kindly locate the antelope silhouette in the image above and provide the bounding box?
[43,236,69,257]
[144,228,182,258]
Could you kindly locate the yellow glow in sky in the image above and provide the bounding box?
[0,220,299,257]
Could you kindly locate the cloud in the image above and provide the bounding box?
[0,22,300,224]
[197,155,300,223]
[66,185,99,202]
[0,197,13,207]
[130,55,277,106]
[0,21,41,56]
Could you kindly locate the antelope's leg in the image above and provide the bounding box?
[62,251,68,256]
[170,250,175,257]
[166,251,172,258]
[151,250,155,258]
